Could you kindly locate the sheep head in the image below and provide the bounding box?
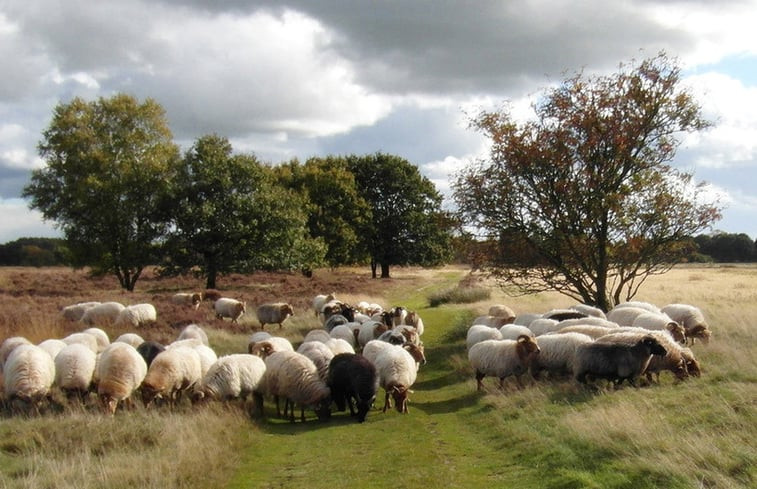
[515,335,540,366]
[640,336,667,356]
[665,322,687,344]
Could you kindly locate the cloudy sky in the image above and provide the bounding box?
[2,0,756,243]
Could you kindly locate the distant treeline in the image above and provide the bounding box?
[2,232,756,267]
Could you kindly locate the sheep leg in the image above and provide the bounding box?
[475,371,486,391]
[382,390,391,412]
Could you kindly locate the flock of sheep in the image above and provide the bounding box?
[466,301,711,391]
[0,287,712,423]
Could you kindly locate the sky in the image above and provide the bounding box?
[1,0,757,243]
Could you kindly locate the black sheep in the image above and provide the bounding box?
[136,340,165,367]
[327,353,378,423]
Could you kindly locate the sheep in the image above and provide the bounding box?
[513,313,542,327]
[141,346,203,408]
[136,340,165,367]
[403,311,425,336]
[62,301,101,321]
[296,341,334,381]
[80,301,125,326]
[54,343,97,400]
[606,306,653,326]
[214,298,246,324]
[313,293,336,317]
[488,304,517,322]
[472,315,511,328]
[256,302,295,330]
[499,324,535,341]
[324,338,356,356]
[660,303,712,345]
[81,327,110,352]
[3,344,56,413]
[680,347,702,377]
[329,324,359,349]
[324,314,350,332]
[467,335,541,390]
[249,331,272,343]
[193,344,218,378]
[1,336,33,366]
[573,334,667,387]
[303,329,331,344]
[195,354,266,404]
[614,301,661,313]
[177,324,209,346]
[114,303,157,328]
[558,317,620,329]
[370,343,419,413]
[378,329,407,346]
[254,350,331,422]
[248,337,294,359]
[556,325,619,339]
[171,292,203,310]
[466,324,503,350]
[571,304,607,319]
[595,331,689,383]
[357,320,390,348]
[541,309,588,322]
[37,338,68,361]
[527,318,561,336]
[390,306,408,327]
[327,353,378,423]
[530,333,594,379]
[631,312,686,344]
[96,342,147,414]
[62,332,99,353]
[114,333,144,348]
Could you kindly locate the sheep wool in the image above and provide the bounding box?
[256,302,295,330]
[370,343,418,413]
[468,336,541,390]
[82,327,110,352]
[54,343,97,397]
[62,301,101,321]
[4,344,56,409]
[177,324,209,346]
[114,303,157,328]
[80,301,125,326]
[214,298,246,324]
[141,346,202,407]
[114,333,145,348]
[97,342,148,414]
[197,354,266,401]
[466,324,502,350]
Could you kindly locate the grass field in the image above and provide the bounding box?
[0,265,755,488]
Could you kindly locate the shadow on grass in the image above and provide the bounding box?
[411,390,486,416]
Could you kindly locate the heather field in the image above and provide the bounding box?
[0,265,754,488]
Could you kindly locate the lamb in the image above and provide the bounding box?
[573,334,667,387]
[499,324,535,341]
[596,331,689,383]
[96,342,148,414]
[370,343,419,413]
[467,335,541,390]
[531,332,594,379]
[136,340,165,367]
[141,346,202,408]
[253,350,331,422]
[256,302,295,330]
[526,318,561,336]
[114,303,157,328]
[62,301,101,321]
[248,337,294,359]
[466,324,503,350]
[3,344,56,413]
[631,312,686,344]
[177,324,209,346]
[194,354,266,404]
[488,304,517,322]
[606,306,654,326]
[357,320,390,348]
[214,298,246,324]
[660,303,712,344]
[80,301,125,326]
[327,353,378,423]
[54,343,97,400]
[171,292,203,309]
[296,340,334,381]
[114,333,144,348]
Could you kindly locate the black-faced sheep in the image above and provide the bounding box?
[467,335,541,390]
[327,353,378,423]
[256,302,295,330]
[573,334,667,387]
[136,341,165,367]
[596,330,690,383]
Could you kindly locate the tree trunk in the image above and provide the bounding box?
[371,259,377,279]
[206,254,218,290]
[380,262,390,278]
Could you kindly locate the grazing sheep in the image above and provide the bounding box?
[596,331,688,383]
[472,315,511,328]
[214,298,246,324]
[558,317,620,329]
[488,304,517,322]
[296,341,334,381]
[249,331,272,344]
[527,318,561,336]
[3,344,56,413]
[370,343,419,413]
[571,304,607,319]
[660,303,712,345]
[573,334,667,387]
[467,335,541,390]
[606,306,653,326]
[329,324,359,348]
[1,336,33,366]
[37,339,68,361]
[193,344,218,378]
[80,301,125,326]
[54,343,97,400]
[141,346,203,408]
[531,333,594,379]
[195,354,266,403]
[631,312,686,344]
[62,301,101,321]
[177,324,209,346]
[466,324,503,350]
[248,337,294,359]
[96,342,147,414]
[114,303,157,328]
[556,324,618,339]
[113,333,145,348]
[357,320,390,348]
[256,302,295,330]
[499,324,535,341]
[303,329,331,344]
[378,329,407,346]
[614,301,661,313]
[136,341,165,367]
[82,327,110,352]
[680,347,702,377]
[324,338,356,356]
[171,292,203,309]
[62,332,99,353]
[327,353,378,423]
[324,314,350,332]
[254,350,331,422]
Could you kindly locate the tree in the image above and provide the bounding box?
[23,94,179,291]
[347,152,452,278]
[160,135,325,289]
[273,156,372,267]
[453,53,722,311]
[694,232,757,262]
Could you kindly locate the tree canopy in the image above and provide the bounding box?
[453,53,722,310]
[23,94,179,291]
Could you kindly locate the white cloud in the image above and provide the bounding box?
[0,198,60,243]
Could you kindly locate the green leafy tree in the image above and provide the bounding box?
[274,156,372,267]
[347,152,452,278]
[23,94,179,291]
[453,53,722,311]
[161,135,325,289]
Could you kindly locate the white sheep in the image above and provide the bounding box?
[531,332,594,379]
[488,304,517,322]
[0,336,33,366]
[556,324,619,339]
[606,306,653,326]
[499,324,535,341]
[248,337,294,359]
[96,342,148,414]
[466,324,503,350]
[177,324,209,346]
[54,343,97,399]
[82,327,110,352]
[37,338,68,361]
[256,302,295,330]
[571,304,607,319]
[472,315,511,328]
[62,332,99,353]
[369,343,419,413]
[467,336,541,390]
[254,350,331,422]
[114,303,157,328]
[80,301,125,326]
[62,301,101,321]
[193,344,218,378]
[631,312,686,343]
[614,301,661,313]
[313,293,336,317]
[3,344,56,412]
[558,317,620,329]
[358,320,390,348]
[141,346,203,407]
[195,354,266,403]
[214,298,246,324]
[113,333,145,348]
[660,303,712,344]
[302,329,331,344]
[297,341,335,381]
[171,292,203,309]
[324,338,355,356]
[329,324,359,349]
[513,313,542,327]
[527,318,561,336]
